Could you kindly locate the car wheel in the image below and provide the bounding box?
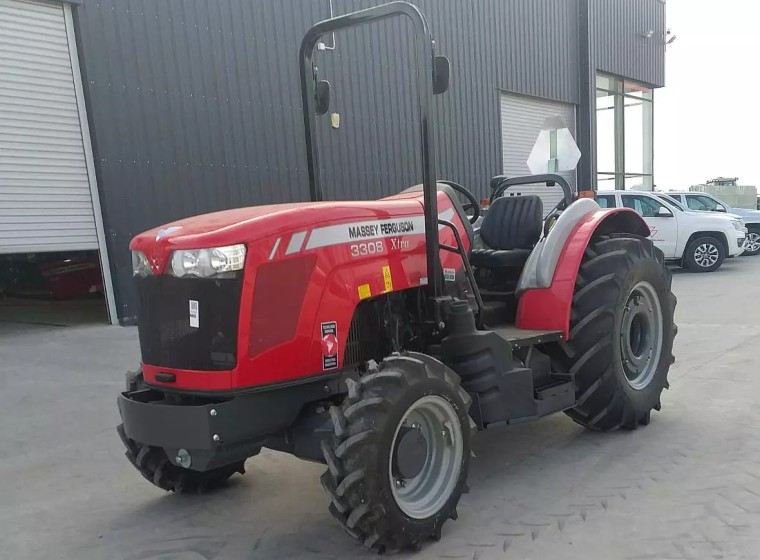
[744,227,760,256]
[684,236,725,272]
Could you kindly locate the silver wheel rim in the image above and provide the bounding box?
[620,281,664,390]
[746,232,760,253]
[389,395,463,520]
[693,242,719,267]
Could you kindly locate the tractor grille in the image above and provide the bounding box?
[135,273,243,371]
[344,300,385,368]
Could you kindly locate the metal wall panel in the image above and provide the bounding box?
[73,0,583,322]
[590,0,666,87]
[500,92,577,215]
[72,0,664,322]
[0,0,98,253]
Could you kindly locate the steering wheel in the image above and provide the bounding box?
[438,180,481,224]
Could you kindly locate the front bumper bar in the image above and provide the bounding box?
[117,375,340,471]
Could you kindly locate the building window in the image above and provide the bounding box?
[596,74,653,190]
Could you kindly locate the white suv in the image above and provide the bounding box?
[596,190,746,272]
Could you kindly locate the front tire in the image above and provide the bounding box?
[549,234,677,431]
[321,354,472,552]
[117,424,246,493]
[118,366,247,493]
[744,227,760,256]
[684,235,725,271]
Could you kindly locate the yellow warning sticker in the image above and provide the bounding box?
[357,283,372,300]
[382,265,393,292]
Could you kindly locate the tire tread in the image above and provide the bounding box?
[548,234,677,432]
[321,354,470,551]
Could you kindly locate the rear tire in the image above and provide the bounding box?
[548,234,677,431]
[684,235,725,272]
[321,353,471,552]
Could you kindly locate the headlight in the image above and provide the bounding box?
[731,220,744,231]
[169,244,246,278]
[132,251,152,276]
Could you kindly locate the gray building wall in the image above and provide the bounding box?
[591,0,666,88]
[71,0,665,323]
[578,0,665,190]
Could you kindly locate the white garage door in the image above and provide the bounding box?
[500,92,577,217]
[0,0,99,254]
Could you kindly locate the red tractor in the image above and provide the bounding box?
[118,2,676,552]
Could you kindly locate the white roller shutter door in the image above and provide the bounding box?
[500,92,577,217]
[0,0,98,254]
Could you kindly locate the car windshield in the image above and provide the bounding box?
[687,194,727,212]
[655,194,684,211]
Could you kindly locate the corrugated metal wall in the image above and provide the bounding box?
[313,0,581,201]
[590,0,666,87]
[73,0,582,321]
[72,0,662,322]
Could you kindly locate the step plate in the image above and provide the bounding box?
[491,326,564,347]
[535,379,576,417]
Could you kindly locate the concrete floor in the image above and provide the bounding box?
[0,296,108,337]
[2,257,760,560]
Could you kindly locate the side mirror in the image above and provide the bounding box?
[657,207,673,217]
[315,79,330,115]
[432,56,450,95]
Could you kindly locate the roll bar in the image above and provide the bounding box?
[490,174,575,209]
[299,2,447,297]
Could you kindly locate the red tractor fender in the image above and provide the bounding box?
[515,207,650,339]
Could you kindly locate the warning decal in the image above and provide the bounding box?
[382,265,393,292]
[357,283,372,300]
[321,321,339,370]
[443,268,456,282]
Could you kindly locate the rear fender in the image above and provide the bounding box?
[516,205,650,338]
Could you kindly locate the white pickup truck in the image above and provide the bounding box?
[595,190,746,272]
[665,191,760,256]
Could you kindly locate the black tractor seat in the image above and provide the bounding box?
[470,247,532,269]
[471,195,543,270]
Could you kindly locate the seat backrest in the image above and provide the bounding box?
[480,195,543,250]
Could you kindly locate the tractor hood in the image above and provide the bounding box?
[129,196,428,274]
[132,198,426,249]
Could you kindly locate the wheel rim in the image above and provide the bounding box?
[620,281,664,390]
[746,232,760,253]
[693,243,719,267]
[389,395,463,520]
